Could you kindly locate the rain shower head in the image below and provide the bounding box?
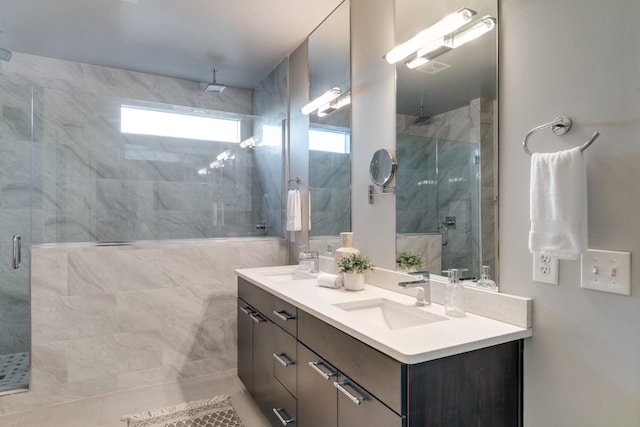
[205,68,225,93]
[414,105,431,124]
[0,48,12,62]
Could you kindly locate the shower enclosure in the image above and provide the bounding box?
[0,81,32,392]
[0,78,285,393]
[396,134,480,279]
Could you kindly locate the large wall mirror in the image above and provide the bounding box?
[394,0,498,283]
[307,1,351,250]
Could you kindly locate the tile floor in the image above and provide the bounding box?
[0,370,271,427]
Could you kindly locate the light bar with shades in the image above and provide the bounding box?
[301,87,341,115]
[385,7,476,64]
[317,93,351,118]
[450,16,496,48]
[405,15,497,70]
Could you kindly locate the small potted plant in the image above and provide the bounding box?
[337,253,374,291]
[396,251,425,272]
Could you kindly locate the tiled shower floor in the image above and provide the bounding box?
[0,353,29,392]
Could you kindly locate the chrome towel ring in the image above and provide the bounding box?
[523,116,600,155]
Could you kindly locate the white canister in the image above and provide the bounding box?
[343,272,365,291]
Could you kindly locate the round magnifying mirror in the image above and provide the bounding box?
[369,149,397,187]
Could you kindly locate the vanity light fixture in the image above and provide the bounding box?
[317,93,351,117]
[405,16,497,70]
[239,136,258,148]
[385,7,475,64]
[301,87,341,115]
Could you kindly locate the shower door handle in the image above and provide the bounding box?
[12,234,21,269]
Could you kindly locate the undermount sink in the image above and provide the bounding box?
[262,270,316,282]
[333,298,448,330]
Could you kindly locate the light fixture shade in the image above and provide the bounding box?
[301,87,341,115]
[406,57,430,70]
[451,16,496,48]
[384,7,475,64]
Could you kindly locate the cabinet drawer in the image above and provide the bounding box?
[273,295,297,336]
[271,379,297,426]
[238,278,274,321]
[297,343,338,427]
[298,310,404,415]
[273,326,297,397]
[336,374,404,427]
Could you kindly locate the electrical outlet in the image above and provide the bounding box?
[533,253,559,284]
[581,249,631,295]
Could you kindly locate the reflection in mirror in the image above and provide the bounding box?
[307,1,351,249]
[394,0,498,284]
[370,149,397,187]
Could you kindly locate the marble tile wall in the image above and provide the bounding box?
[309,150,351,236]
[0,52,280,245]
[396,101,491,278]
[252,59,288,237]
[0,238,286,415]
[0,52,290,413]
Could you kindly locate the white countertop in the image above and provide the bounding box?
[236,265,532,364]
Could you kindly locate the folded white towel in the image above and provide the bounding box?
[286,189,302,231]
[317,273,343,288]
[529,146,587,260]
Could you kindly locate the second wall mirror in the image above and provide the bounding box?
[308,1,351,245]
[393,0,498,284]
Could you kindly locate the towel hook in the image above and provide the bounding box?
[523,116,600,155]
[287,177,301,190]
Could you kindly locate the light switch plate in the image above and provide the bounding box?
[581,249,631,295]
[533,253,559,285]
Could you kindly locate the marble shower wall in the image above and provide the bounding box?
[0,52,282,244]
[396,98,495,278]
[0,53,289,413]
[309,150,351,236]
[252,59,288,237]
[0,239,286,415]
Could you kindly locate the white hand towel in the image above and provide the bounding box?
[529,146,587,260]
[317,273,343,288]
[286,189,302,231]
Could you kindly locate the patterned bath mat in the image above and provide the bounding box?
[121,394,245,427]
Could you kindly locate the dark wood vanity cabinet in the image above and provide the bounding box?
[237,277,523,427]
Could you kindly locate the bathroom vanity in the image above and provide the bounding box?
[236,266,532,427]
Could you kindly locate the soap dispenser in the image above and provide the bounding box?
[444,268,465,317]
[476,265,498,291]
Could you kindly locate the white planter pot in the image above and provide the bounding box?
[343,272,365,291]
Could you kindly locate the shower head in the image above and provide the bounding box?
[414,105,431,124]
[205,68,225,93]
[0,48,12,62]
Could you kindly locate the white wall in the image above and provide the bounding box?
[351,0,640,424]
[351,0,397,269]
[500,0,640,425]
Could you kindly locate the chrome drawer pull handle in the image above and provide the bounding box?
[273,352,295,367]
[273,310,296,321]
[272,407,295,425]
[239,306,253,316]
[249,313,266,323]
[308,360,336,380]
[333,380,364,405]
[12,234,21,270]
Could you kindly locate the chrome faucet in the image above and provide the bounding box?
[398,271,430,306]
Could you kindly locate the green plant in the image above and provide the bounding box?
[337,253,374,274]
[396,251,425,270]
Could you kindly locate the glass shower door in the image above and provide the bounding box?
[0,80,32,392]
